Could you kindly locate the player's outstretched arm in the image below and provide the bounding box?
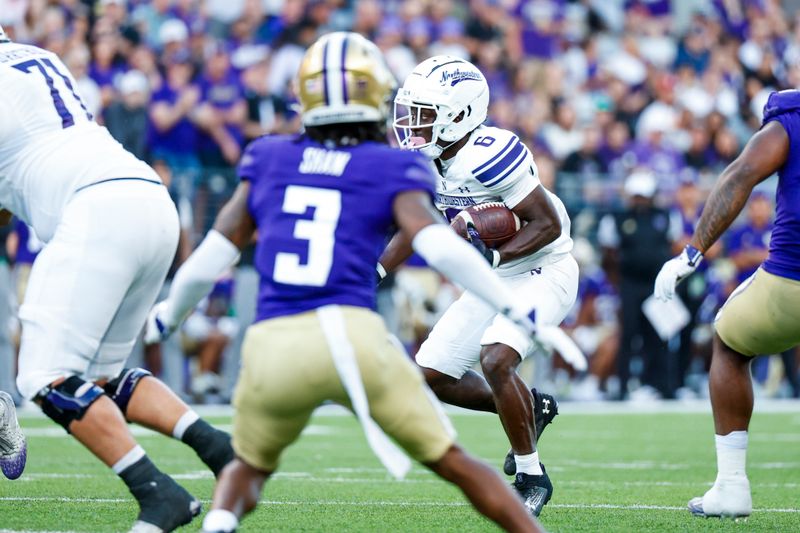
[392,191,534,330]
[499,185,561,264]
[145,183,255,343]
[690,121,788,253]
[654,121,788,301]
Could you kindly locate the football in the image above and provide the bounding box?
[450,202,522,248]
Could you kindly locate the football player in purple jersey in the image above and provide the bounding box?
[655,89,800,519]
[147,32,545,533]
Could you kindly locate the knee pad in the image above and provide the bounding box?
[36,376,105,431]
[102,367,152,415]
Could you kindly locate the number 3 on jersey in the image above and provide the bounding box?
[12,58,92,128]
[274,185,341,287]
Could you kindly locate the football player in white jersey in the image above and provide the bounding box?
[0,27,233,531]
[380,56,579,516]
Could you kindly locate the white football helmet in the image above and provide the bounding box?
[0,25,9,43]
[394,56,490,159]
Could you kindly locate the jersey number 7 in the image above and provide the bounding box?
[12,58,92,129]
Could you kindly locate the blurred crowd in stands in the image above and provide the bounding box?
[1,0,799,402]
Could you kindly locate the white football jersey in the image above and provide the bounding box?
[434,125,572,276]
[0,42,159,242]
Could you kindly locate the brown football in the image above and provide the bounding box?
[450,202,522,248]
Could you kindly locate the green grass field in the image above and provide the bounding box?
[1,405,798,532]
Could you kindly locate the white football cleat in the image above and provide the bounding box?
[0,391,27,480]
[688,477,752,518]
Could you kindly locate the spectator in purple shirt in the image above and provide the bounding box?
[149,49,202,198]
[195,42,246,168]
[726,192,773,285]
[510,0,564,60]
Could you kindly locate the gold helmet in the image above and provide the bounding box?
[297,31,396,127]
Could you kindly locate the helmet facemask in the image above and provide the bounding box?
[394,100,442,159]
[393,57,490,160]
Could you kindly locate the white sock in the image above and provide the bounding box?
[111,445,146,475]
[515,452,543,476]
[172,410,200,440]
[715,431,748,482]
[202,509,239,533]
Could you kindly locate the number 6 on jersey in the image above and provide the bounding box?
[273,185,342,287]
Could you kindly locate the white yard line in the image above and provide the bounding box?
[0,496,797,514]
[14,399,800,419]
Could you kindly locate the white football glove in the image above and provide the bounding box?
[144,301,176,345]
[503,307,588,371]
[654,244,704,302]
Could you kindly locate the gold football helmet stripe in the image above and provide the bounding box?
[297,31,396,126]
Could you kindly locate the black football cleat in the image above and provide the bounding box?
[503,388,558,476]
[128,473,201,532]
[512,464,553,517]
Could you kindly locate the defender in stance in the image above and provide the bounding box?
[655,90,800,518]
[147,32,544,533]
[383,56,579,515]
[0,26,232,531]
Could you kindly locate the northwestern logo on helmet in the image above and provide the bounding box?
[440,68,482,87]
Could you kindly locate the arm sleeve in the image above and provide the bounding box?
[411,224,527,317]
[470,134,538,208]
[162,230,242,327]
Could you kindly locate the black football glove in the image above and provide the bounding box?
[466,222,501,268]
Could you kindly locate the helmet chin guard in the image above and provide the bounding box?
[393,56,490,160]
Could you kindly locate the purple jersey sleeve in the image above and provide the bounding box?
[389,151,437,199]
[237,138,262,183]
[760,90,800,281]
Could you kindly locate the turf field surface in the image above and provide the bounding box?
[1,402,798,532]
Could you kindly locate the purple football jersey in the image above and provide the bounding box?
[239,135,436,321]
[760,90,800,281]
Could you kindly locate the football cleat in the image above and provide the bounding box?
[512,464,553,517]
[688,478,752,519]
[0,391,26,480]
[129,473,201,532]
[503,388,559,476]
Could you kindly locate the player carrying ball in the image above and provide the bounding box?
[147,32,548,533]
[381,56,580,516]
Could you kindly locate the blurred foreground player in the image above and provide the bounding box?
[655,90,800,518]
[0,390,26,479]
[147,32,543,533]
[385,56,580,514]
[0,26,232,531]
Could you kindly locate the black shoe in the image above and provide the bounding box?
[129,473,201,532]
[512,465,553,517]
[503,388,559,476]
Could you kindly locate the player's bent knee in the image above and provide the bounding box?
[35,376,106,431]
[712,335,752,366]
[480,346,518,382]
[420,366,454,389]
[102,367,153,415]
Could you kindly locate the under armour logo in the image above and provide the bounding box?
[441,180,447,190]
[542,398,551,414]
